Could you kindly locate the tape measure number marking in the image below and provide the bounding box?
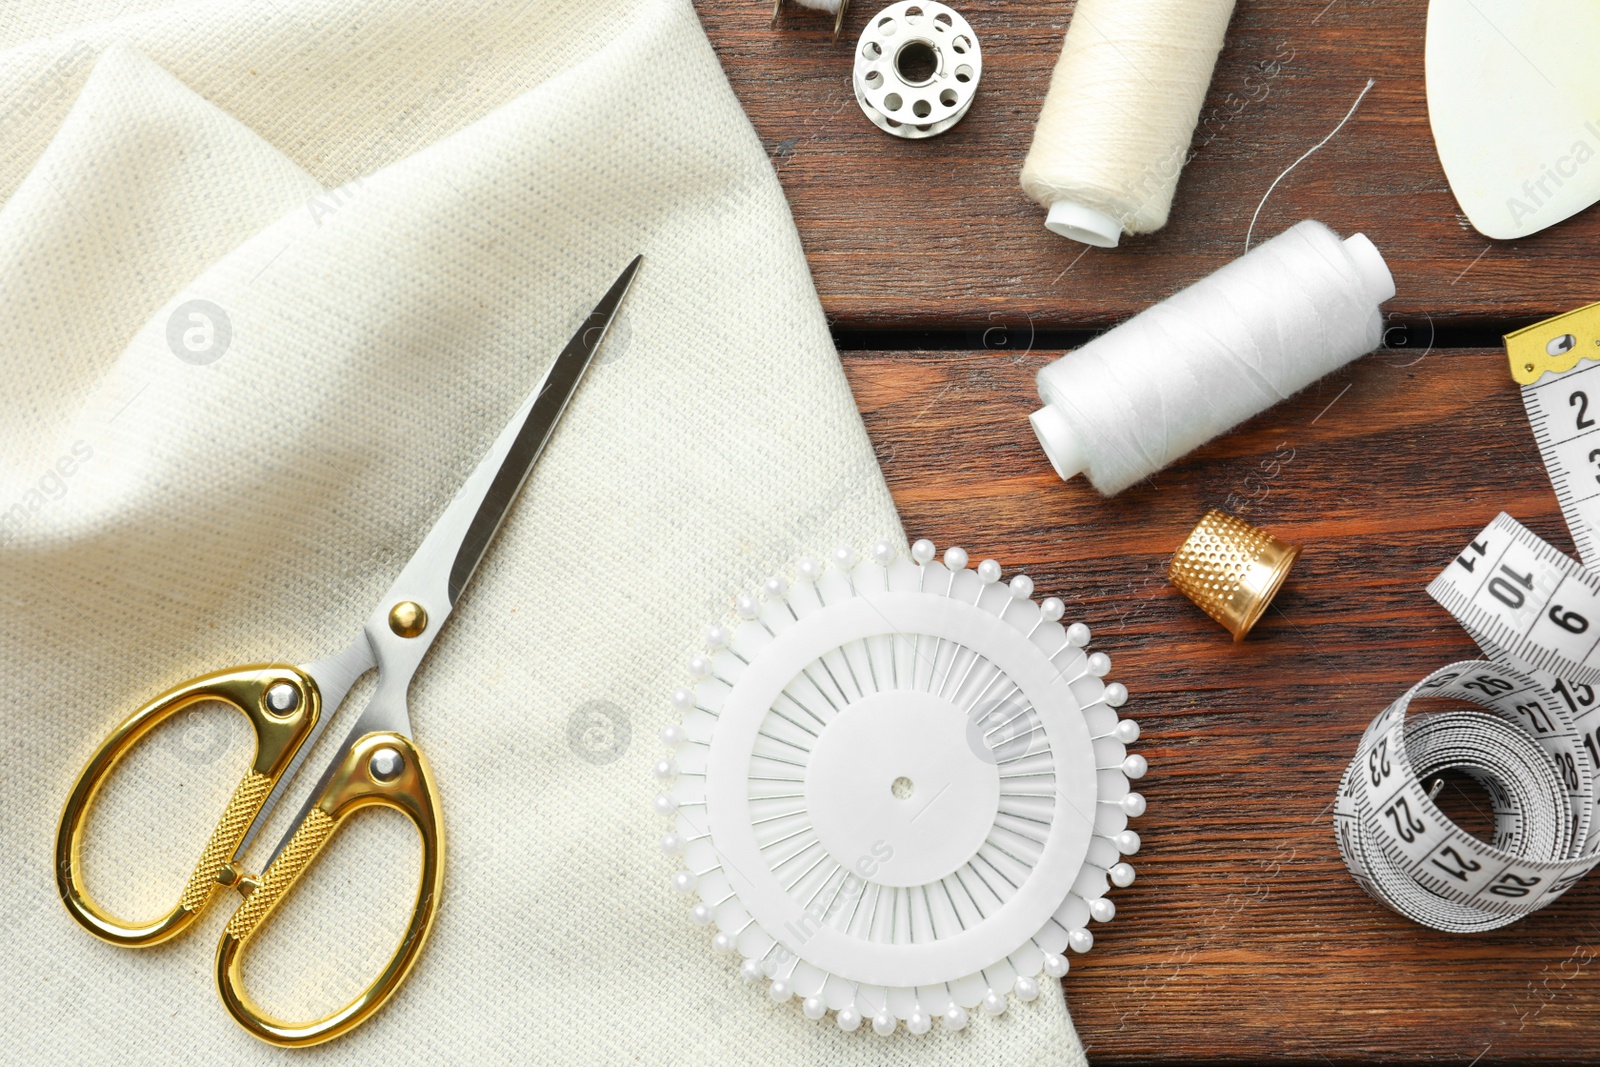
[1427,513,1600,684]
[1522,360,1600,566]
[1336,660,1599,931]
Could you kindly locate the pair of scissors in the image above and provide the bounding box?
[55,257,641,1046]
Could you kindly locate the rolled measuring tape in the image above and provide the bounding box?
[1335,305,1600,931]
[1335,654,1598,932]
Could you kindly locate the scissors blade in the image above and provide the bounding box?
[378,256,641,628]
[235,258,640,867]
[448,255,640,604]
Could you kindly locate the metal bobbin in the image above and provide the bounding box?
[852,1,981,138]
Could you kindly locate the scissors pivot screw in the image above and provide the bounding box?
[388,601,428,639]
[369,747,405,782]
[264,682,300,715]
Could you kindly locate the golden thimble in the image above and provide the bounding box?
[1169,509,1302,641]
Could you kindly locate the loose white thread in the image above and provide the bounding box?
[1021,0,1237,246]
[1246,78,1376,250]
[1030,220,1394,495]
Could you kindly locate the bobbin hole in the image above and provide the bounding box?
[863,40,882,59]
[895,39,939,86]
[878,15,896,32]
[939,88,957,107]
[952,34,970,54]
[884,92,903,112]
[954,64,972,83]
[912,98,932,118]
[935,11,952,25]
[865,69,883,89]
[905,4,923,22]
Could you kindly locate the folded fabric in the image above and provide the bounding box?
[0,2,1087,1063]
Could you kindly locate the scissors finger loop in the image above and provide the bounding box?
[215,731,443,1047]
[56,665,320,946]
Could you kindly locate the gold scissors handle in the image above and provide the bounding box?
[55,665,321,947]
[215,731,443,1047]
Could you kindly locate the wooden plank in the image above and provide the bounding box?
[841,344,1600,1064]
[699,0,1600,331]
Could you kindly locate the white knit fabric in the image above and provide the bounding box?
[0,2,1088,1064]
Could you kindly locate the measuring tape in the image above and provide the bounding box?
[1426,512,1600,684]
[1335,653,1598,932]
[1509,300,1600,566]
[1336,304,1600,931]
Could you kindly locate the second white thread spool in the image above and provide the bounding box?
[1029,220,1395,496]
[1020,0,1237,247]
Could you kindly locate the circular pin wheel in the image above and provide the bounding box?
[653,540,1146,1035]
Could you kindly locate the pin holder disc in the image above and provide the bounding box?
[653,539,1146,1035]
[852,2,981,139]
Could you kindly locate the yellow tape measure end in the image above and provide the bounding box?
[1505,301,1600,385]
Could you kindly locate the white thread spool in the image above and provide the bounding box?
[1029,220,1395,496]
[1020,0,1237,247]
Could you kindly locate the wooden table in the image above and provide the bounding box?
[698,1,1600,1063]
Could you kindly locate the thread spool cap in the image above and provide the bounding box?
[1045,199,1122,248]
[1169,509,1302,641]
[1341,233,1396,305]
[1029,403,1087,482]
